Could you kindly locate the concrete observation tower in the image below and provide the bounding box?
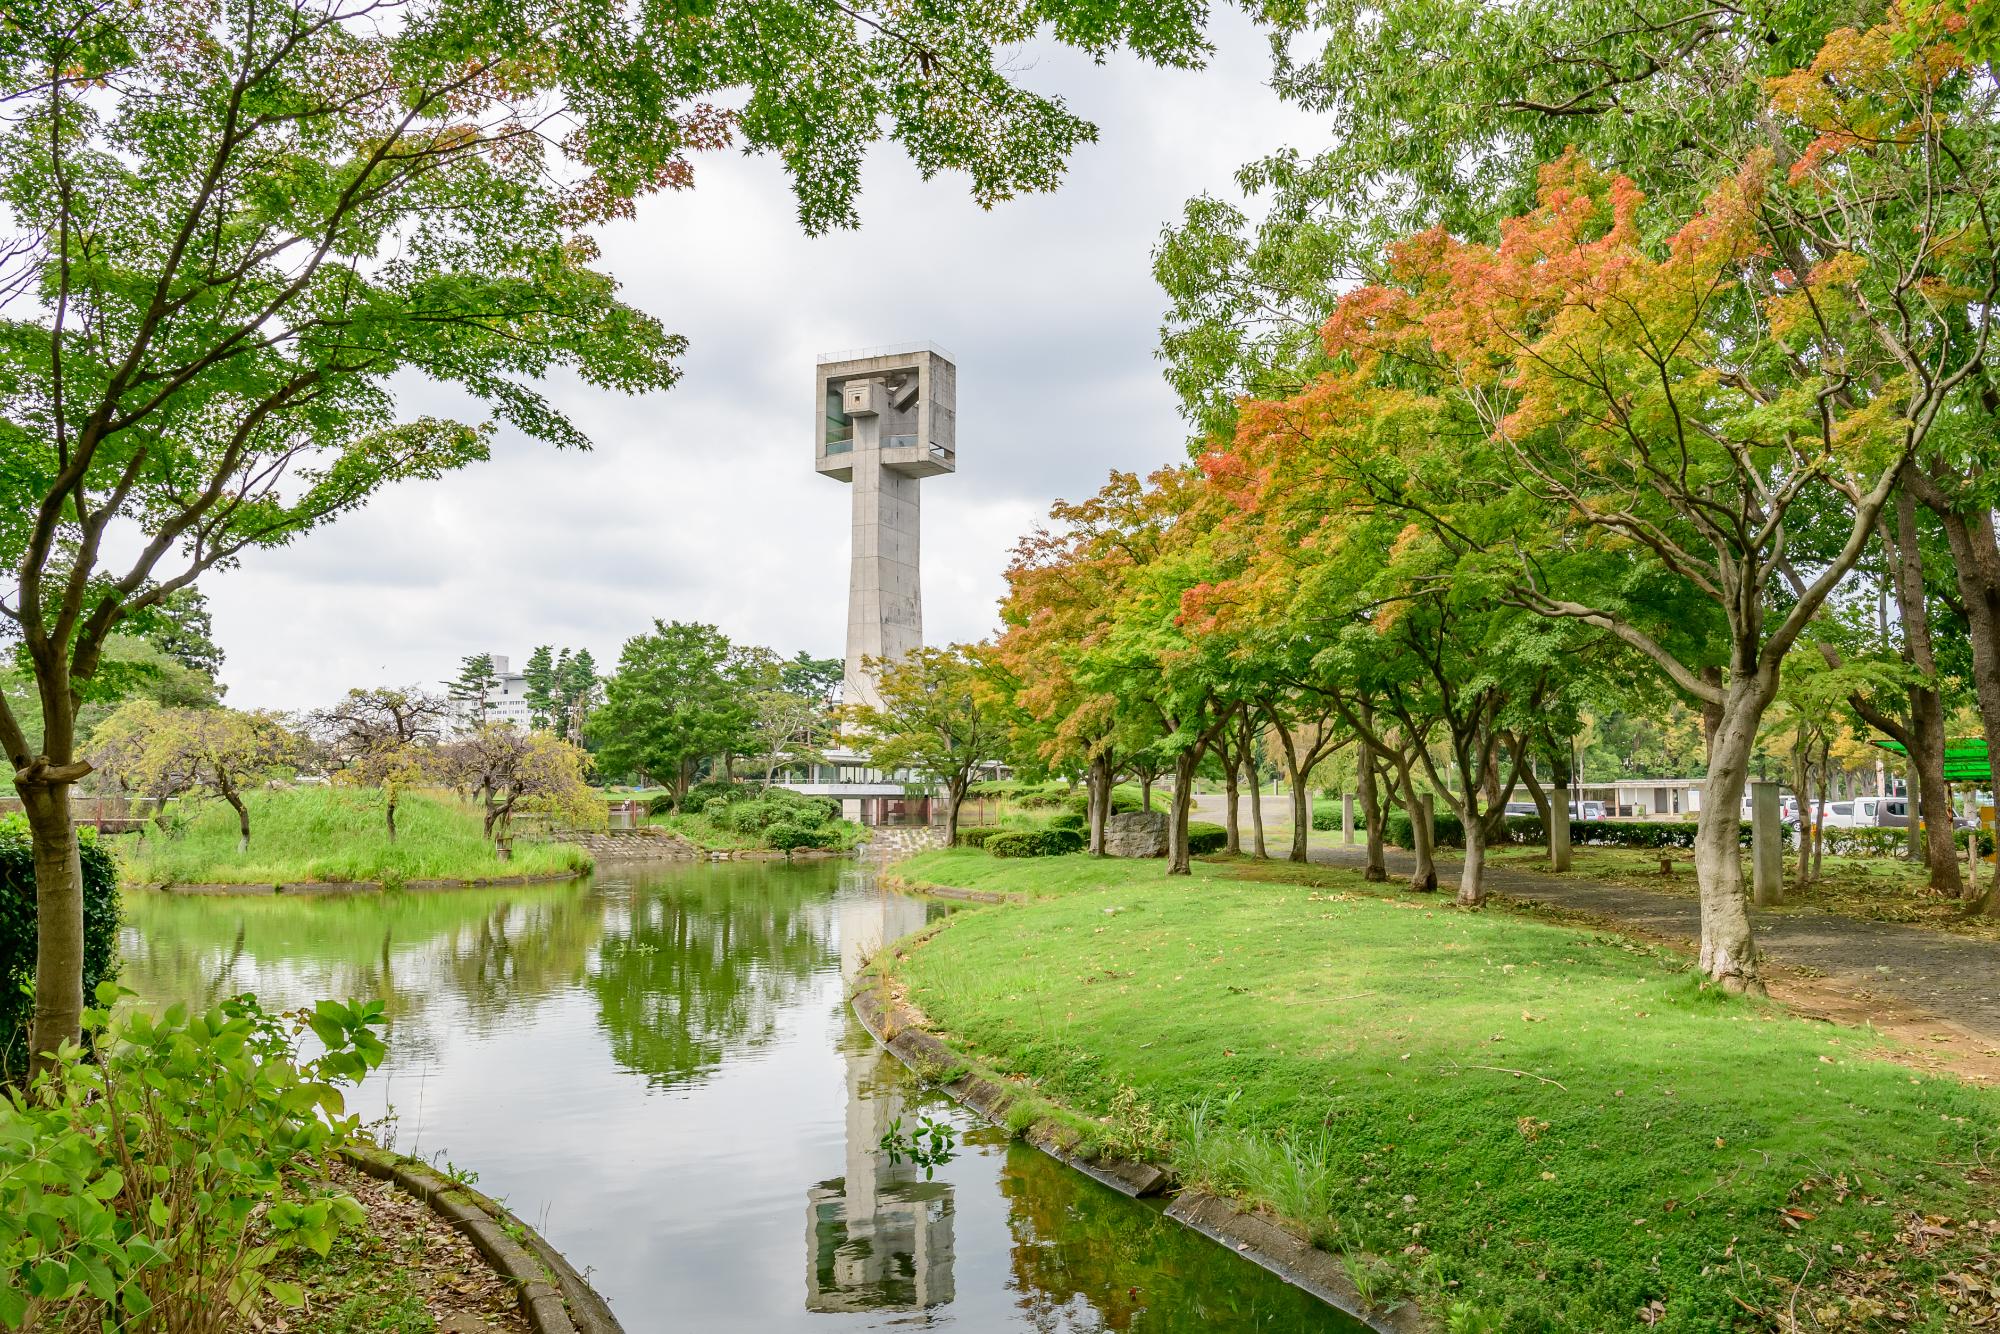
[814,343,957,717]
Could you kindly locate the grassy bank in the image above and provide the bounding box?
[117,787,591,887]
[887,851,2000,1330]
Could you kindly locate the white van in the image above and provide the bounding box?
[1822,797,1909,829]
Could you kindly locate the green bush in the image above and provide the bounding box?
[1,820,120,1082]
[720,788,840,837]
[684,779,750,809]
[1311,805,1340,832]
[646,792,677,816]
[1185,821,1228,855]
[0,986,386,1326]
[702,797,732,819]
[1049,810,1087,833]
[1378,808,1788,853]
[987,829,1086,858]
[765,821,835,853]
[955,825,1007,848]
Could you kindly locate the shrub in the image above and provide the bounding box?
[1383,807,1466,850]
[1311,805,1340,832]
[955,825,1007,848]
[986,829,1085,858]
[645,793,677,816]
[683,779,749,809]
[0,986,386,1328]
[1,820,120,1082]
[765,821,834,853]
[1049,810,1087,833]
[1041,828,1086,855]
[702,797,732,819]
[719,788,837,835]
[1185,821,1228,855]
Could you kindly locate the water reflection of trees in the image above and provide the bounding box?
[119,885,602,1061]
[587,862,837,1089]
[999,1143,1360,1333]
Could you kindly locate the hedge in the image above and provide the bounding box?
[955,825,1007,848]
[2,821,120,1081]
[987,829,1086,858]
[1186,821,1228,855]
[1311,806,1340,832]
[1049,810,1087,833]
[1382,810,1792,853]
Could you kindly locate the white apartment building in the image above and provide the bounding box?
[453,653,533,732]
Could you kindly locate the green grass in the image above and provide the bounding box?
[116,786,591,887]
[896,846,1260,898]
[892,854,2000,1331]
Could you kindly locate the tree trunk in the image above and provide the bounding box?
[1087,751,1112,856]
[20,782,84,1079]
[1167,750,1200,876]
[1141,774,1153,812]
[946,778,964,847]
[1459,813,1488,908]
[1914,487,2000,911]
[386,792,399,844]
[225,789,251,854]
[1791,740,1814,897]
[1888,486,1965,894]
[1358,752,1387,882]
[1286,769,1310,864]
[1224,756,1242,855]
[1549,778,1572,872]
[1693,681,1767,993]
[1405,782,1437,893]
[1908,756,1925,861]
[1239,711,1266,858]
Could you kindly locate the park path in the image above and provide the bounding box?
[1300,843,2000,1060]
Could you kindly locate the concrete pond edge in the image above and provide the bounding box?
[848,985,1430,1334]
[343,1144,623,1334]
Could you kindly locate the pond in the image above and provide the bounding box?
[121,860,1366,1332]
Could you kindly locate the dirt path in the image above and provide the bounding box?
[1306,844,2000,1081]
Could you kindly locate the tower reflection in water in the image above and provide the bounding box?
[805,880,955,1314]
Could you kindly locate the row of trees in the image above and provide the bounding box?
[85,687,596,852]
[987,1,2000,996]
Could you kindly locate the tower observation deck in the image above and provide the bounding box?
[814,343,957,718]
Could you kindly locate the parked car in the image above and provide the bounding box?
[1813,798,1909,829]
[1503,801,1539,818]
[1570,800,1606,821]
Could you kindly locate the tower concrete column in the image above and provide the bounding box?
[843,411,923,716]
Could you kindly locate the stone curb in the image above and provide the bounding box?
[144,872,588,896]
[848,986,1427,1333]
[878,875,1015,905]
[343,1146,623,1334]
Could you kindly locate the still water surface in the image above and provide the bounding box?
[121,861,1363,1332]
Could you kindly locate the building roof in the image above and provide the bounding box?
[1873,737,1991,783]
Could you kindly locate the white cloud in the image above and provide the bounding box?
[204,10,1317,708]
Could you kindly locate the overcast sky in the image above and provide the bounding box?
[207,10,1316,710]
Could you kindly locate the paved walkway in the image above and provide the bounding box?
[1305,843,2000,1054]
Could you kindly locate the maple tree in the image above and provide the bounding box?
[847,644,1009,847]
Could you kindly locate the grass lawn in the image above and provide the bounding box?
[116,786,591,887]
[887,850,2000,1331]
